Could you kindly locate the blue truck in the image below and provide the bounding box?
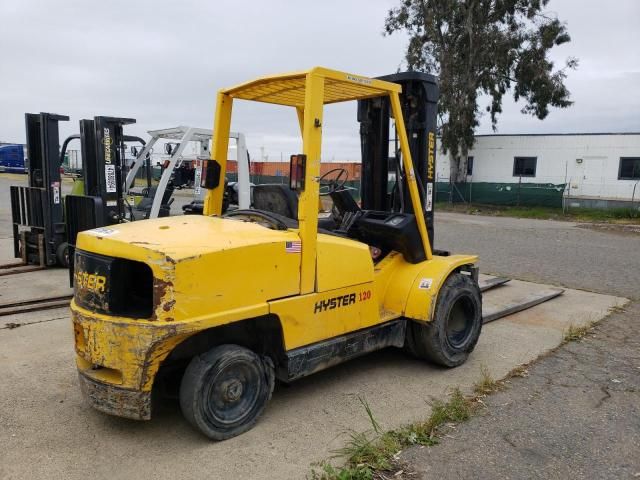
[0,144,26,173]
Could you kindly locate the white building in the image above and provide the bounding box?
[436,133,640,208]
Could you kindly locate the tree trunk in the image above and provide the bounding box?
[450,149,469,184]
[449,152,459,184]
[457,146,469,183]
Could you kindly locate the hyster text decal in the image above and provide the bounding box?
[75,271,107,294]
[314,293,356,314]
[427,131,435,180]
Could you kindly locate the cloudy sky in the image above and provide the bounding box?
[1,0,639,161]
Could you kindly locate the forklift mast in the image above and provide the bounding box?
[11,113,140,269]
[81,116,136,224]
[10,113,69,265]
[358,72,439,247]
[65,117,136,280]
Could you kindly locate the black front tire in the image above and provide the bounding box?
[56,242,70,268]
[405,272,482,367]
[179,344,275,440]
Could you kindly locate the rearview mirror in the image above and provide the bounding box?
[201,159,222,189]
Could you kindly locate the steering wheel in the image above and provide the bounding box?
[318,168,348,196]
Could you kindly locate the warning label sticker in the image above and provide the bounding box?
[426,183,433,212]
[105,165,117,193]
[86,227,119,237]
[52,182,60,204]
[194,160,202,195]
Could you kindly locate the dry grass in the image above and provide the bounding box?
[563,322,595,343]
[509,364,530,378]
[473,365,503,396]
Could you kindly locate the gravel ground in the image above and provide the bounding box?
[403,212,640,479]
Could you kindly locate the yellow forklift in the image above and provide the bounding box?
[71,67,482,440]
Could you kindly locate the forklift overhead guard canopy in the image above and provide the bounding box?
[204,66,433,295]
[221,67,402,107]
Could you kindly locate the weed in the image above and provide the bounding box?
[563,322,594,343]
[333,430,400,472]
[473,365,503,396]
[608,305,627,315]
[509,364,529,378]
[309,461,374,480]
[425,389,474,428]
[312,389,475,479]
[358,396,381,434]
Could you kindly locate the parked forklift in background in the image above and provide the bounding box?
[9,114,148,269]
[70,67,482,440]
[10,113,70,269]
[9,115,203,271]
[124,126,252,216]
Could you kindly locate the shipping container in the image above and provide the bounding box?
[0,144,26,173]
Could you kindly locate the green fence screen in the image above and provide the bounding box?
[227,174,565,208]
[435,182,566,208]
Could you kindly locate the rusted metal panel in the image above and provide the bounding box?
[78,372,151,420]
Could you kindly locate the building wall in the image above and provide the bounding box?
[436,134,640,201]
[226,160,362,179]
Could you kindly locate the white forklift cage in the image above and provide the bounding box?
[125,126,250,218]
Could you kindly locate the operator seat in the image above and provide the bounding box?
[252,184,298,219]
[134,184,175,219]
[251,183,338,230]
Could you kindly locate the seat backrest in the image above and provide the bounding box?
[252,184,298,219]
[330,189,360,213]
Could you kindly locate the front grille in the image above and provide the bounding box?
[74,250,153,318]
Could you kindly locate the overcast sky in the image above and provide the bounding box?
[1,0,639,160]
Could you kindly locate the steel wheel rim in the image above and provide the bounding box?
[204,358,261,427]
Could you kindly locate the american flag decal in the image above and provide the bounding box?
[285,241,301,253]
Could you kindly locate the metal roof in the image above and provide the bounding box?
[222,67,401,107]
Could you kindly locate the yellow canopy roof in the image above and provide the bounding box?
[221,67,402,107]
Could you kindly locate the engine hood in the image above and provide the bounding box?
[75,215,300,262]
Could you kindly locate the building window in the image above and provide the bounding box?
[618,157,640,180]
[513,156,537,177]
[467,156,474,176]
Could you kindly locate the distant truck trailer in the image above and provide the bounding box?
[0,144,26,173]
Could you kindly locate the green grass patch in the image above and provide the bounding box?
[311,390,475,479]
[436,202,640,223]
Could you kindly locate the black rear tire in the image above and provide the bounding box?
[179,344,275,440]
[405,272,482,367]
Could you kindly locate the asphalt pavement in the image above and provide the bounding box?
[402,212,640,479]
